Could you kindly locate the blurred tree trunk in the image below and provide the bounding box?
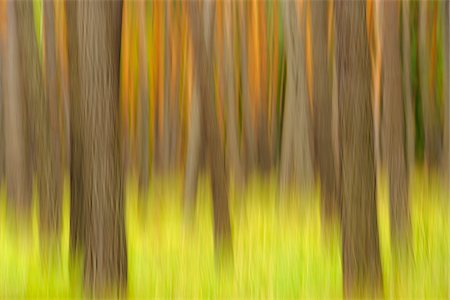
[448,0,450,180]
[183,83,202,213]
[137,1,149,198]
[66,0,84,255]
[335,2,383,297]
[221,1,243,187]
[311,1,339,220]
[442,1,449,177]
[31,0,62,237]
[419,2,442,169]
[2,2,32,216]
[255,4,271,174]
[280,1,313,193]
[382,1,411,246]
[238,3,256,177]
[162,2,171,173]
[402,1,415,173]
[67,2,127,294]
[268,1,281,170]
[189,2,232,253]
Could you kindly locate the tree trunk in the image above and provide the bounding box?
[311,1,339,220]
[66,0,84,256]
[280,1,313,193]
[137,1,149,198]
[238,3,256,177]
[32,0,63,237]
[448,0,450,182]
[189,2,232,254]
[162,2,171,173]
[334,2,383,296]
[382,1,411,246]
[402,1,415,173]
[183,82,202,214]
[67,2,127,294]
[2,2,32,216]
[221,1,243,187]
[419,2,442,169]
[442,1,449,177]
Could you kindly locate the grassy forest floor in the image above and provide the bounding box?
[0,169,448,298]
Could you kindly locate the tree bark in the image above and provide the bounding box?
[382,1,411,246]
[137,1,149,198]
[162,2,171,173]
[441,1,449,177]
[238,3,257,177]
[33,0,63,237]
[67,1,127,293]
[2,2,32,216]
[311,1,339,220]
[188,2,232,253]
[334,2,383,296]
[221,1,243,186]
[280,1,313,193]
[419,2,442,169]
[402,1,415,173]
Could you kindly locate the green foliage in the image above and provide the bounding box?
[0,172,448,298]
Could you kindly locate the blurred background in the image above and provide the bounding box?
[0,0,448,298]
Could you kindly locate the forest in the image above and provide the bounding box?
[0,0,449,298]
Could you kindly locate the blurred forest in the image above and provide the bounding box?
[0,0,448,298]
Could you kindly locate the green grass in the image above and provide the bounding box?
[0,170,448,298]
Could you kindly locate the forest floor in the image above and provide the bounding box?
[0,169,448,298]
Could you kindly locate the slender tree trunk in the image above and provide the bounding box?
[335,2,383,296]
[255,4,271,174]
[238,3,256,177]
[448,0,450,182]
[311,1,338,220]
[382,1,411,246]
[32,0,63,237]
[402,1,415,173]
[189,2,232,253]
[183,82,202,214]
[3,2,32,216]
[67,2,127,293]
[221,1,243,187]
[137,1,149,198]
[280,1,313,193]
[66,0,84,256]
[162,2,171,173]
[419,2,442,169]
[441,1,449,177]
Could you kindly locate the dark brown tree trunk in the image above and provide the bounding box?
[67,1,127,294]
[442,1,449,177]
[280,1,313,193]
[188,2,232,254]
[311,1,339,220]
[66,0,84,256]
[382,1,411,246]
[137,1,149,198]
[419,2,442,169]
[30,0,63,238]
[334,2,383,297]
[3,2,33,217]
[402,1,415,173]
